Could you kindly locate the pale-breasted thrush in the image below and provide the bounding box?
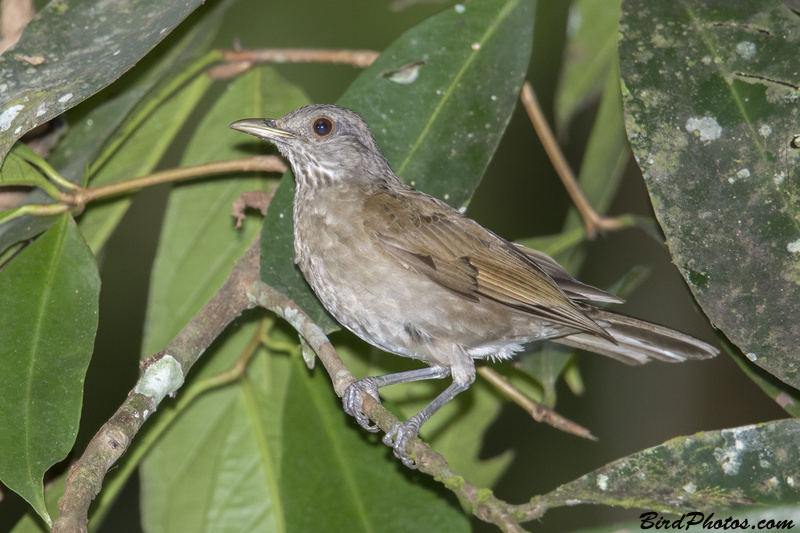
[230,104,718,468]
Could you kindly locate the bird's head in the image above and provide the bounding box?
[230,104,396,189]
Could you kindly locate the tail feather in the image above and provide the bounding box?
[554,307,719,365]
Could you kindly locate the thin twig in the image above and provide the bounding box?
[477,366,596,441]
[210,48,379,79]
[247,281,354,396]
[223,47,379,68]
[520,81,626,238]
[61,156,286,208]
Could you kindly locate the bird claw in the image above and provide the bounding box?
[343,378,382,432]
[382,417,422,469]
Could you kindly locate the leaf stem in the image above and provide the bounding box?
[0,203,71,226]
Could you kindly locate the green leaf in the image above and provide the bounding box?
[281,356,470,532]
[341,0,535,206]
[10,475,65,533]
[49,0,234,187]
[0,214,100,525]
[84,52,221,188]
[619,1,800,387]
[540,419,800,511]
[260,0,536,332]
[0,0,206,162]
[142,65,309,354]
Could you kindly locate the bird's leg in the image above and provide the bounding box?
[383,378,470,468]
[377,348,475,467]
[343,366,451,432]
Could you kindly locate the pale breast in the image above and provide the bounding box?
[292,186,556,366]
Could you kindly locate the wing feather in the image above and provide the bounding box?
[364,191,612,340]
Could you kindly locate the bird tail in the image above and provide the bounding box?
[554,307,719,365]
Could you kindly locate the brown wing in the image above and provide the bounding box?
[363,190,612,340]
[510,244,625,304]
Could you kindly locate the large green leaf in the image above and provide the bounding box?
[140,321,291,533]
[539,419,800,511]
[9,476,66,533]
[0,214,100,525]
[49,1,233,187]
[619,1,800,387]
[260,0,535,331]
[0,0,206,162]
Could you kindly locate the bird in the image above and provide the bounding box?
[229,104,719,468]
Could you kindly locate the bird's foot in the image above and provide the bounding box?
[382,415,423,469]
[343,377,382,432]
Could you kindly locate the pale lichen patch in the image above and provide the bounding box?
[685,116,722,141]
[134,354,184,404]
[0,104,25,132]
[735,41,757,60]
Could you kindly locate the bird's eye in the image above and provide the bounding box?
[313,117,333,136]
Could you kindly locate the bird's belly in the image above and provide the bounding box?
[294,210,554,365]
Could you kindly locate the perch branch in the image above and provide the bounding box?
[246,282,548,531]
